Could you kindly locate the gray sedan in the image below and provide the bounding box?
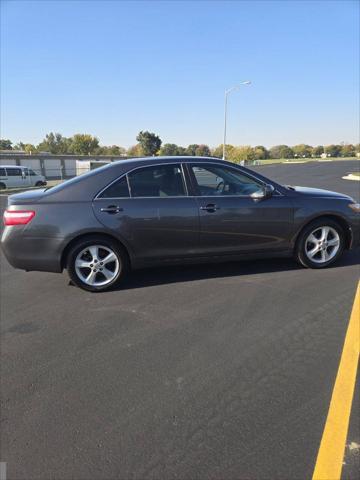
[2,157,359,291]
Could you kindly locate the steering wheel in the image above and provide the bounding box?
[216,181,225,193]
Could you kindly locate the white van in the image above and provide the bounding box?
[0,165,47,190]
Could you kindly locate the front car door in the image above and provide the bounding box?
[0,167,8,188]
[93,163,200,264]
[187,162,294,255]
[22,168,32,186]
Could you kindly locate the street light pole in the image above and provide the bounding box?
[222,81,251,160]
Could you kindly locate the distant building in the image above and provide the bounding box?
[0,151,129,179]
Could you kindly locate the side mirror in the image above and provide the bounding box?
[251,183,275,200]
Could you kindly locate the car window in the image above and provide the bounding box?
[29,169,37,176]
[191,164,263,196]
[128,164,186,197]
[6,168,22,176]
[0,168,6,176]
[99,176,130,198]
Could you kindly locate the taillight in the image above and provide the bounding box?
[3,210,36,226]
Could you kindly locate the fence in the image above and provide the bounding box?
[0,154,128,181]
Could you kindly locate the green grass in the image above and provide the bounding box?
[254,157,358,165]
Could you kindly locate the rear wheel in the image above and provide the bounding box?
[66,236,128,292]
[295,219,345,268]
[35,181,44,187]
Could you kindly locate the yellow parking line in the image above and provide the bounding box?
[312,281,360,480]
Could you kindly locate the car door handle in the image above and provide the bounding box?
[100,205,123,214]
[200,204,220,212]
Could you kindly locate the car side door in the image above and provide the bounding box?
[0,167,8,188]
[22,168,32,186]
[187,162,294,254]
[92,163,200,264]
[6,167,23,188]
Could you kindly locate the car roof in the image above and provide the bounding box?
[1,165,28,168]
[116,156,221,163]
[108,156,230,168]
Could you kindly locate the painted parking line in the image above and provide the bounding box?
[312,282,360,480]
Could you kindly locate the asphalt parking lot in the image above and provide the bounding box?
[1,160,359,480]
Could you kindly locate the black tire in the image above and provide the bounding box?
[66,235,129,292]
[35,181,44,187]
[0,182,6,190]
[295,218,345,269]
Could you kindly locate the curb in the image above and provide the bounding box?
[342,174,360,181]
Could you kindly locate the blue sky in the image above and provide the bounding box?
[1,0,359,148]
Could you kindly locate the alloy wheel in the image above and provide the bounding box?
[74,245,120,287]
[304,226,340,264]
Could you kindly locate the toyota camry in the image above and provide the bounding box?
[1,157,359,292]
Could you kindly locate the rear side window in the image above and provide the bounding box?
[128,164,186,197]
[99,176,130,198]
[6,168,22,176]
[0,168,6,176]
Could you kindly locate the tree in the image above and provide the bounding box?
[136,131,162,156]
[96,145,126,156]
[253,145,268,160]
[211,144,237,159]
[23,144,36,154]
[269,145,294,159]
[228,146,255,163]
[0,139,13,150]
[69,134,99,155]
[212,145,223,158]
[159,143,182,156]
[127,144,143,157]
[324,144,341,157]
[195,144,211,157]
[13,142,25,151]
[292,144,312,158]
[312,145,324,157]
[177,146,187,155]
[340,144,355,157]
[37,132,71,154]
[186,144,199,156]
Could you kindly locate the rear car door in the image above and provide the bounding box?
[188,163,294,254]
[92,163,200,263]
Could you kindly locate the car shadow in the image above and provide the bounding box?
[112,248,360,292]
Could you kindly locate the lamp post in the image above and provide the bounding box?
[223,81,251,160]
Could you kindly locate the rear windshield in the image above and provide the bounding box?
[45,163,114,193]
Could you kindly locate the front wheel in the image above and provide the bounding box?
[66,236,128,292]
[295,219,345,269]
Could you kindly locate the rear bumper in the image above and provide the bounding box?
[1,226,63,273]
